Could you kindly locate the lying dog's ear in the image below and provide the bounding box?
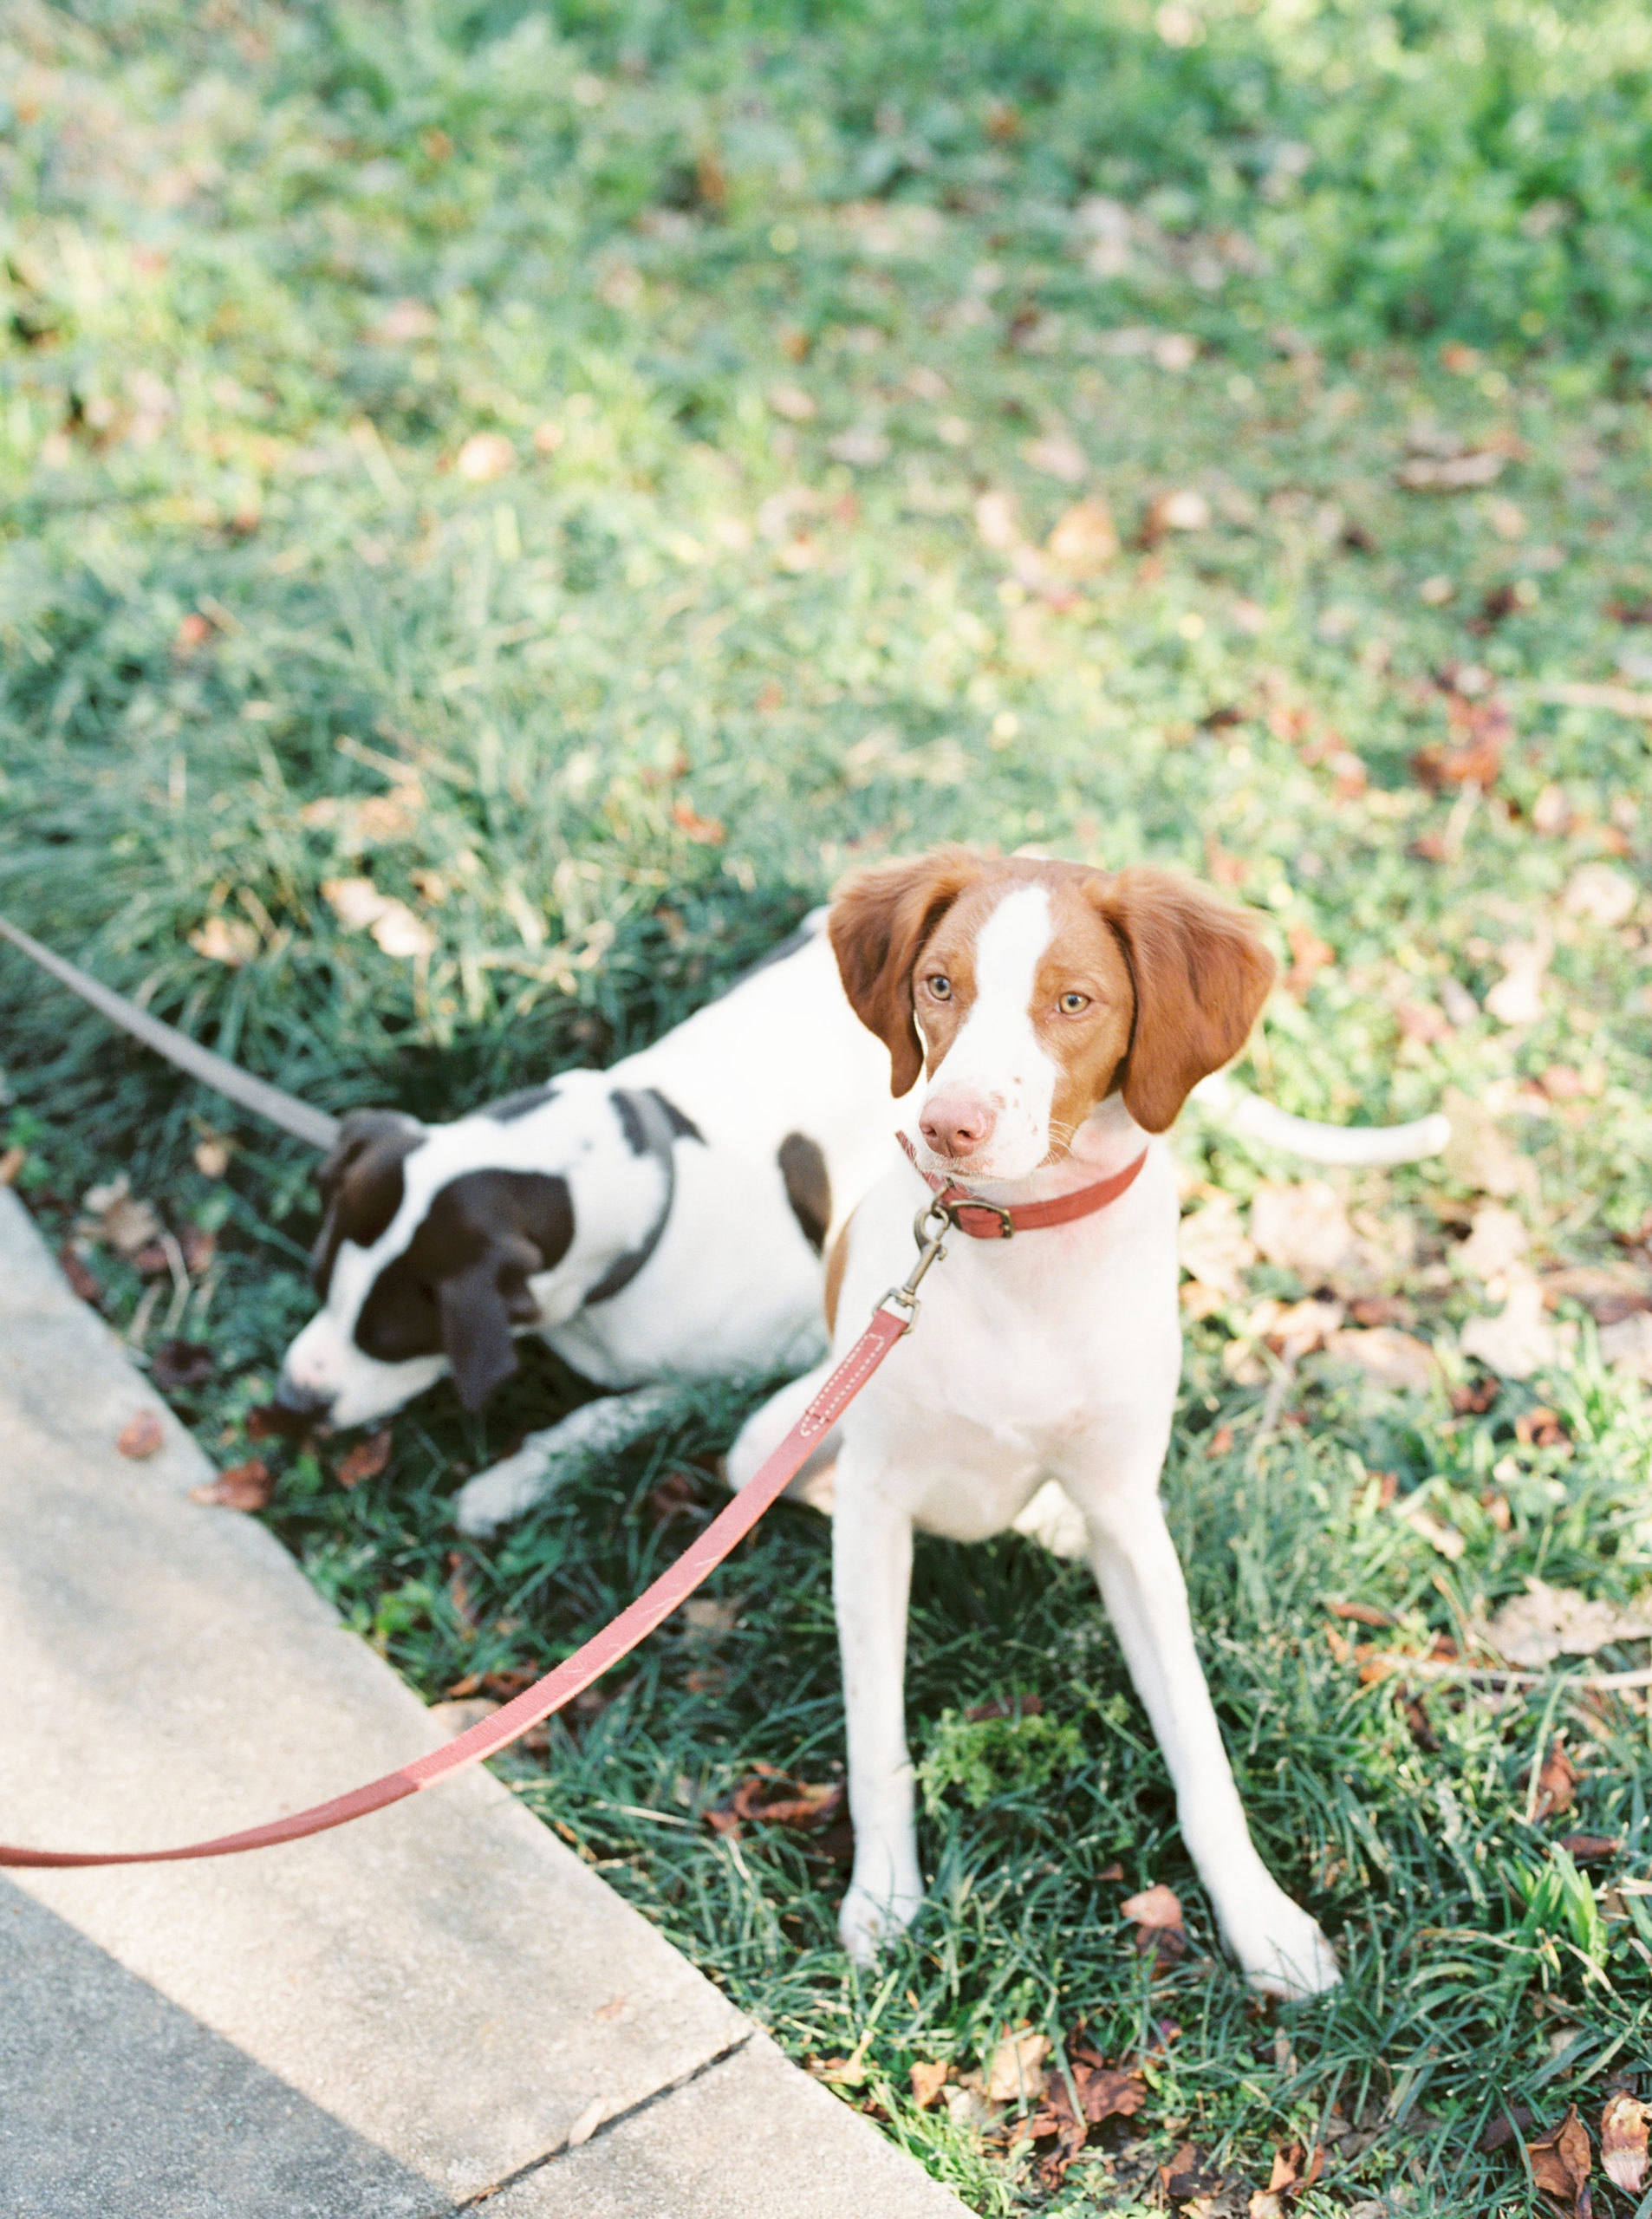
[437,1233,543,1412]
[311,1110,424,1292]
[1095,870,1275,1133]
[829,847,985,1095]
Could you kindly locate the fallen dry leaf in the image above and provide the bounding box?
[1147,486,1211,536]
[1025,2045,1147,2185]
[1045,498,1118,575]
[982,2029,1051,2104]
[189,914,259,966]
[1484,934,1551,1027]
[826,426,890,468]
[1441,1088,1538,1201]
[671,799,726,844]
[335,1428,393,1489]
[116,1409,166,1459]
[1324,1326,1437,1391]
[1526,2104,1591,2205]
[191,1458,273,1511]
[245,1400,315,1443]
[974,489,1020,550]
[1249,1181,1356,1283]
[1178,1193,1257,1304]
[1476,1579,1652,1669]
[909,2060,950,2109]
[707,1762,846,1844]
[151,1339,214,1393]
[1458,1203,1529,1283]
[1122,1883,1183,1929]
[1022,433,1088,484]
[1601,1311,1652,1381]
[426,1695,500,1737]
[1460,1277,1559,1380]
[1397,447,1506,491]
[366,298,438,343]
[1246,1295,1344,1361]
[766,382,816,422]
[322,877,438,959]
[81,1175,162,1258]
[1602,2092,1649,2192]
[1532,1737,1578,1823]
[455,431,515,482]
[1564,862,1637,928]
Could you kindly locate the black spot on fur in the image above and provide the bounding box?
[777,1132,831,1254]
[483,1081,560,1123]
[612,1088,703,1151]
[649,1090,703,1142]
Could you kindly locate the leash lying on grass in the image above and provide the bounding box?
[0,911,340,1150]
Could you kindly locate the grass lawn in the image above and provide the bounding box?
[6,2,1652,2209]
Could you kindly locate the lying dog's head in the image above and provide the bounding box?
[276,1079,680,1428]
[830,848,1273,1181]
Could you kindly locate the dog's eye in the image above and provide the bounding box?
[926,974,953,1001]
[1058,992,1091,1014]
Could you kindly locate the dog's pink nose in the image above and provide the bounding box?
[920,1095,997,1160]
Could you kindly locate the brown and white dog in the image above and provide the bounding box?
[728,849,1341,1998]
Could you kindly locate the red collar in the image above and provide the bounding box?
[896,1130,1148,1239]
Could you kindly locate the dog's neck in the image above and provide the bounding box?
[901,1091,1152,1207]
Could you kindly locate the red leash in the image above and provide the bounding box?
[0,1137,1146,1871]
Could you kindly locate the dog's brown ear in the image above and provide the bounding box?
[829,847,985,1095]
[311,1110,423,1292]
[1095,870,1275,1133]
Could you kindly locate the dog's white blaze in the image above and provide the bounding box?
[925,882,1057,1179]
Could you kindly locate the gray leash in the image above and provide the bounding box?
[0,913,341,1151]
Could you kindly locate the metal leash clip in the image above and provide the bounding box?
[878,1197,953,1330]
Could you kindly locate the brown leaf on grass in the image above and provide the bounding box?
[116,1409,166,1459]
[191,1458,273,1511]
[963,1692,1044,1722]
[708,1761,845,1842]
[245,1400,314,1443]
[982,2028,1051,2104]
[1561,1833,1623,1865]
[1328,1598,1393,1627]
[671,798,726,844]
[152,1339,213,1393]
[80,1175,162,1257]
[335,1428,393,1489]
[1532,1737,1578,1823]
[1526,2105,1591,2207]
[1045,498,1118,575]
[1267,2139,1324,2191]
[1477,1579,1652,1669]
[58,1244,101,1305]
[1025,2046,1147,2185]
[1602,2093,1649,2192]
[909,2060,950,2109]
[1122,1883,1183,1929]
[649,1468,709,1523]
[1250,1181,1356,1283]
[1284,923,1335,1000]
[1397,448,1506,491]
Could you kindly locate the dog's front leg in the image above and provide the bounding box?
[452,1384,680,1537]
[834,1458,924,1963]
[1080,1473,1339,2000]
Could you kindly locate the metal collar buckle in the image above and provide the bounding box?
[945,1194,1015,1240]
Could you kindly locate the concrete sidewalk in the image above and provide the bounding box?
[0,1189,966,2219]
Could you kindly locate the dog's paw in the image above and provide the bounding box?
[1228,1896,1340,2001]
[838,1874,925,1966]
[452,1448,554,1539]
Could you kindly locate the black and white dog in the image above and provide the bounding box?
[277,919,897,1535]
[277,911,1447,1539]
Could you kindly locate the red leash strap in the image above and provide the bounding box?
[895,1130,1147,1237]
[0,1305,911,1871]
